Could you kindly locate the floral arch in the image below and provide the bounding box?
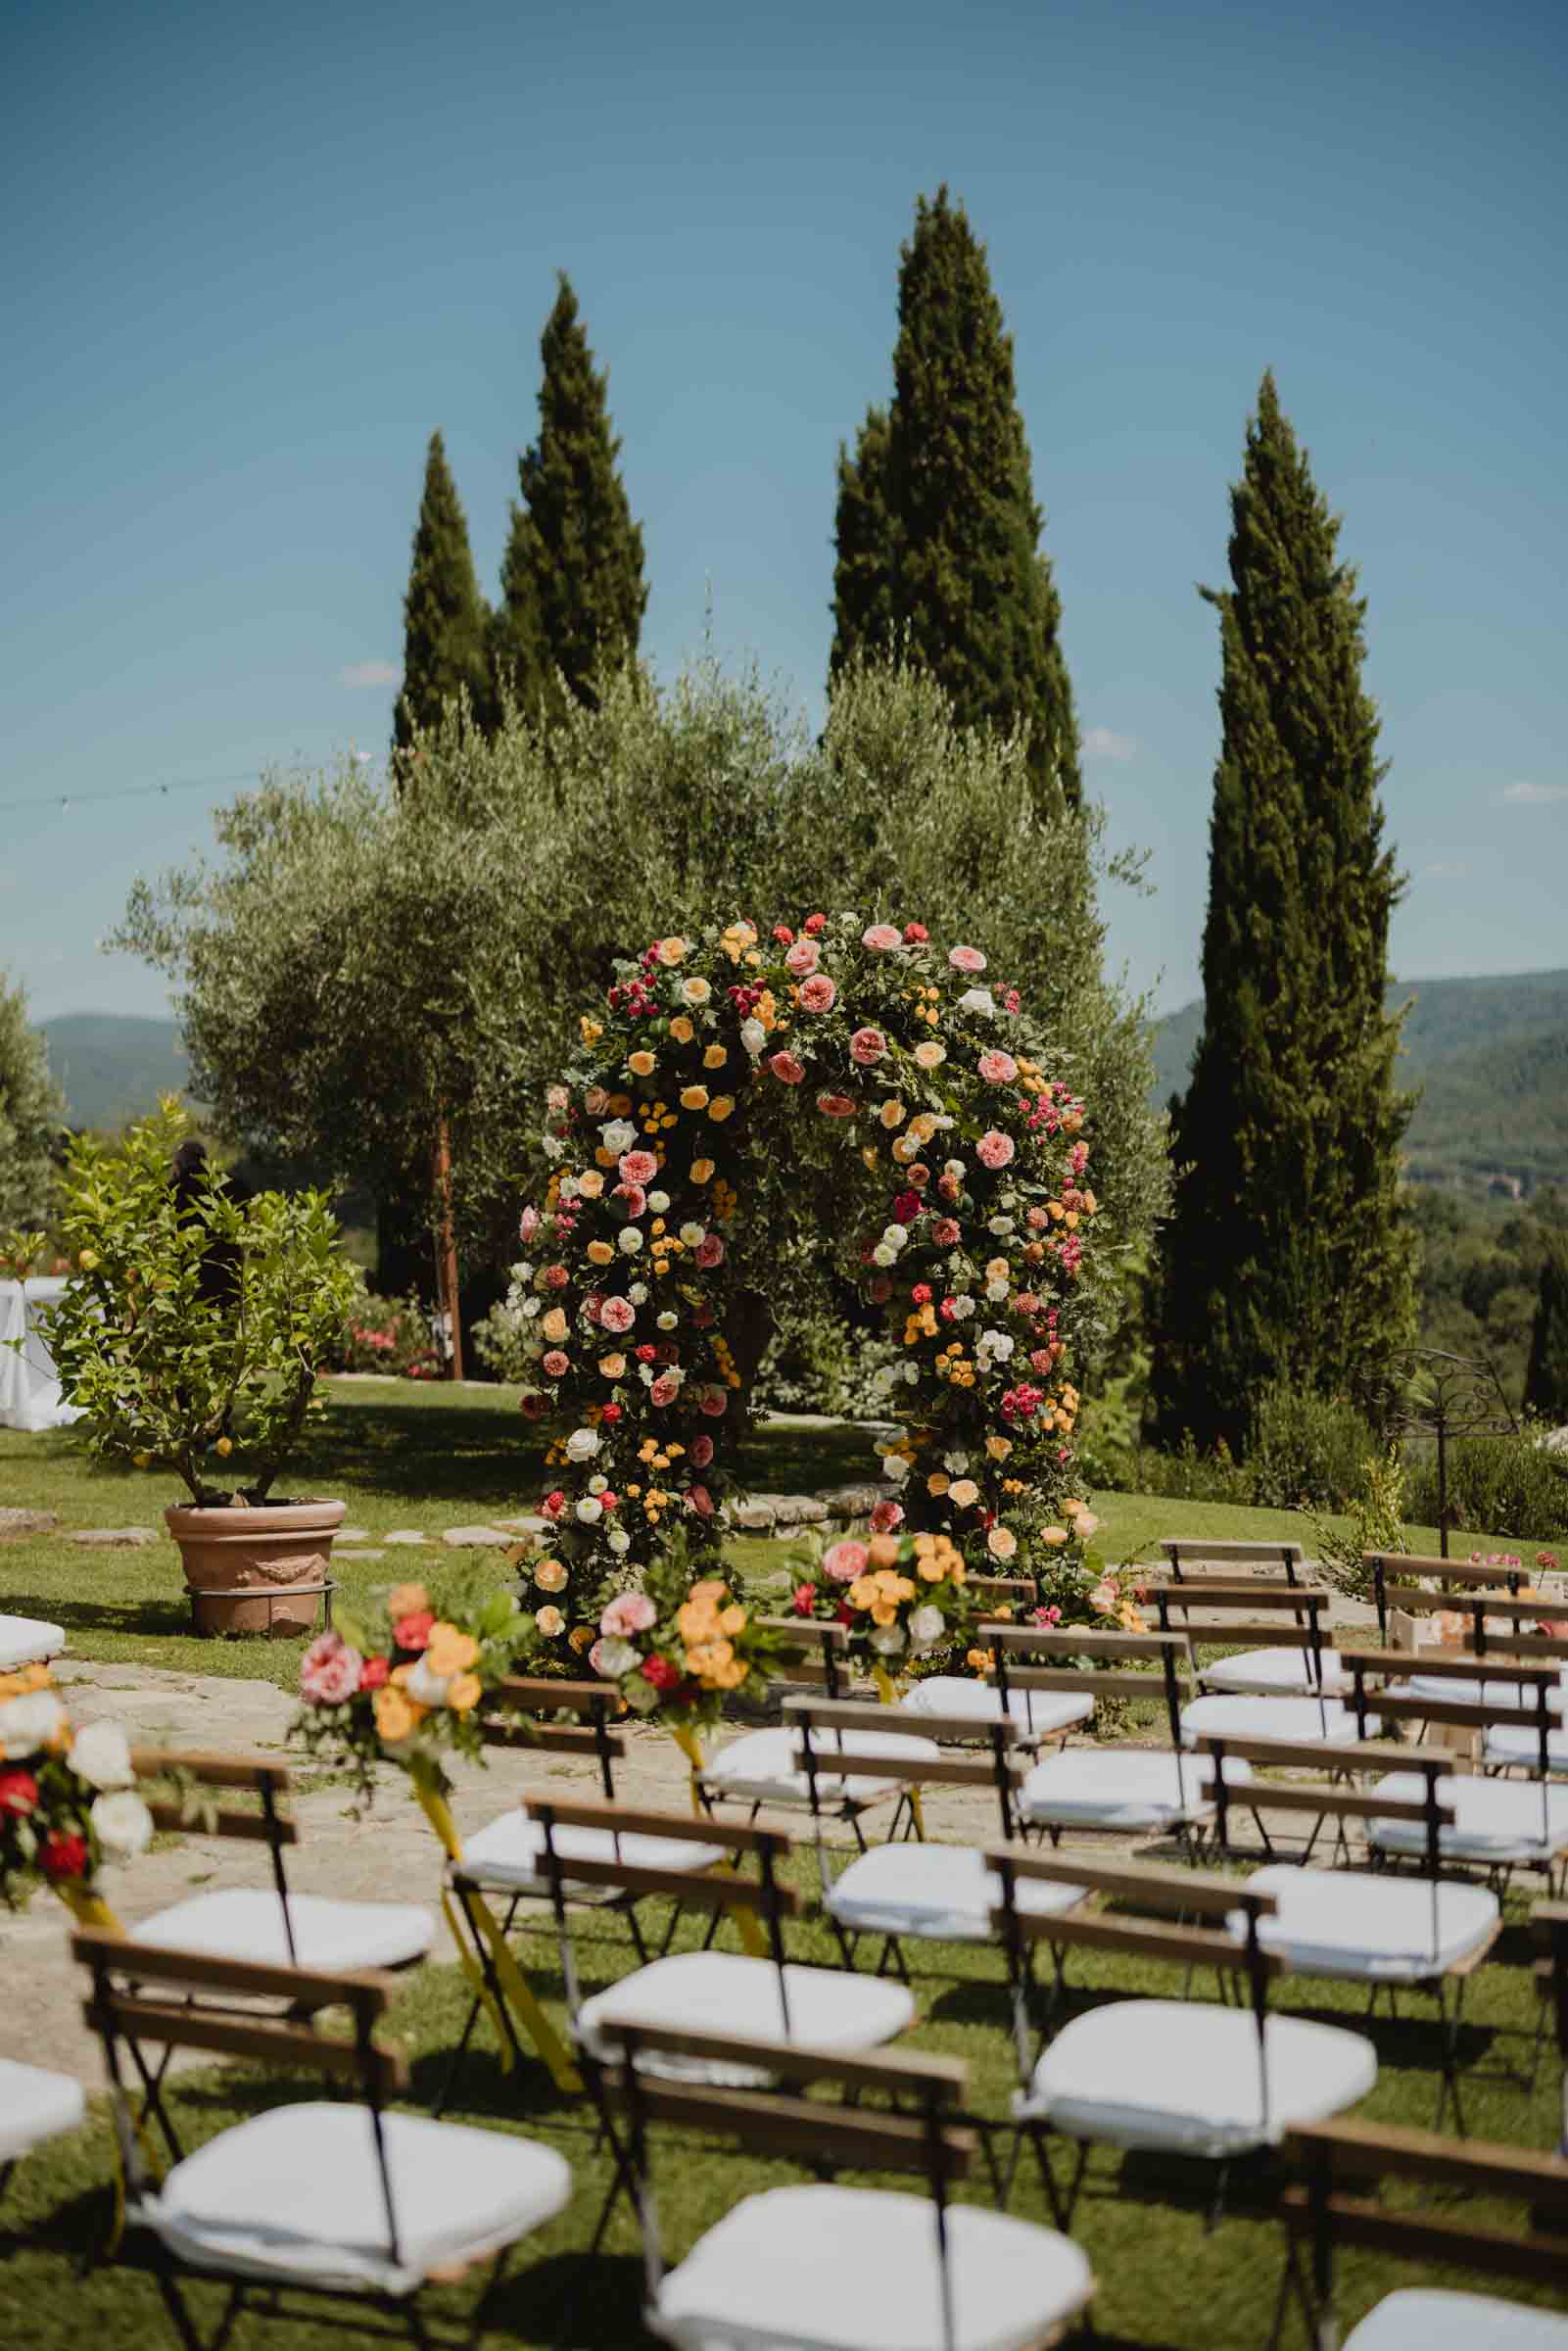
[510,911,1105,1688]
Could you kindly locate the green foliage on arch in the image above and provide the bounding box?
[510,910,1111,1680]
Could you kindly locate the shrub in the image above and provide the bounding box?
[1115,1433,1252,1507]
[1402,1428,1568,1544]
[1247,1383,1379,1511]
[1303,1448,1407,1601]
[326,1287,438,1377]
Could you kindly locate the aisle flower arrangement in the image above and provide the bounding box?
[789,1528,977,1689]
[578,1551,784,1728]
[505,910,1107,1654]
[291,1576,528,1802]
[0,1666,152,1922]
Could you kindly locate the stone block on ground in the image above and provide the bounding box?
[731,1500,778,1533]
[442,1524,513,1548]
[0,1509,60,1541]
[335,1526,372,1543]
[384,1530,429,1547]
[494,1515,547,1538]
[67,1525,159,1547]
[817,1482,895,1520]
[749,1494,829,1529]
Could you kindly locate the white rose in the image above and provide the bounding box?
[89,1790,154,1859]
[71,1721,135,1791]
[629,1282,648,1305]
[740,1017,766,1058]
[0,1691,67,1756]
[608,1528,632,1557]
[680,1223,706,1248]
[657,1311,679,1331]
[879,1224,908,1252]
[880,1455,910,1485]
[594,1637,639,1678]
[949,1478,979,1509]
[985,1278,1010,1303]
[944,1160,968,1184]
[908,1606,945,1651]
[618,1227,643,1255]
[648,1189,671,1213]
[575,1497,604,1524]
[565,1426,600,1463]
[521,1296,542,1319]
[904,1364,921,1383]
[869,1624,908,1655]
[872,1245,897,1268]
[958,986,995,1016]
[589,1473,607,1494]
[988,1216,1015,1236]
[510,1259,535,1280]
[980,1330,1014,1364]
[404,1658,453,1708]
[600,1119,638,1155]
[953,1296,975,1319]
[943,1452,971,1474]
[541,1134,564,1161]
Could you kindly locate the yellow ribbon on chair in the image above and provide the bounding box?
[665,1721,769,1959]
[408,1765,582,2096]
[870,1665,926,1839]
[53,1882,124,1934]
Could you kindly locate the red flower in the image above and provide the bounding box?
[892,1190,921,1224]
[598,1491,618,1512]
[601,1402,623,1424]
[393,1609,435,1651]
[792,1583,818,1616]
[772,924,794,943]
[359,1655,391,1690]
[911,1283,932,1306]
[0,1769,39,1818]
[803,912,827,936]
[636,1343,658,1364]
[642,1654,681,1692]
[902,921,928,942]
[38,1833,88,1883]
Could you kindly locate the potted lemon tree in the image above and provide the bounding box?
[42,1103,360,1635]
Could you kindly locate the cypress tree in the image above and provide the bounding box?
[392,431,491,752]
[829,405,897,681]
[1153,372,1415,1451]
[835,187,1079,811]
[496,273,646,717]
[1525,1233,1568,1418]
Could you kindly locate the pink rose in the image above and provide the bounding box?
[518,1206,541,1242]
[599,1295,636,1334]
[931,1217,962,1245]
[650,1371,681,1407]
[784,938,820,976]
[584,1085,610,1115]
[694,1233,725,1269]
[770,1050,806,1085]
[1029,1349,1054,1374]
[687,1483,716,1518]
[600,1593,658,1638]
[798,974,837,1014]
[1089,1580,1118,1614]
[613,1182,647,1218]
[300,1631,364,1705]
[977,1051,1018,1085]
[817,1092,857,1118]
[698,1386,729,1416]
[976,1129,1016,1170]
[949,944,987,973]
[862,923,903,952]
[870,1500,905,1533]
[619,1149,659,1186]
[823,1539,869,1584]
[543,1350,570,1378]
[850,1027,887,1065]
[689,1434,714,1468]
[543,1264,569,1288]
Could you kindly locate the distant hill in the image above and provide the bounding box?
[1152,969,1568,1198]
[40,1013,192,1132]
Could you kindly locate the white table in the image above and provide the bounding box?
[0,1276,82,1432]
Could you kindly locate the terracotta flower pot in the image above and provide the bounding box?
[165,1498,346,1637]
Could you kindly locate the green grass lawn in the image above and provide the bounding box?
[0,1378,1478,1690]
[4,1863,1562,2350]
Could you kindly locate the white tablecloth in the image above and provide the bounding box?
[0,1277,83,1432]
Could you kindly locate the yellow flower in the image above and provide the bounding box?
[1039,1526,1069,1548]
[913,1040,946,1069]
[703,1042,728,1070]
[657,936,688,965]
[580,1017,603,1046]
[577,1169,605,1198]
[690,1157,715,1184]
[707,1095,735,1123]
[568,1624,595,1653]
[986,1435,1014,1461]
[681,1084,710,1112]
[718,1603,746,1635]
[681,977,712,1006]
[918,1557,946,1583]
[669,1016,694,1044]
[987,1527,1019,1560]
[426,1623,480,1676]
[587,1240,615,1266]
[534,1559,568,1593]
[447,1672,482,1713]
[628,1050,657,1078]
[868,1534,901,1567]
[846,1577,879,1610]
[536,1606,566,1639]
[879,1099,907,1129]
[966,1649,996,1676]
[927,1471,950,1497]
[542,1308,569,1343]
[870,1602,899,1627]
[373,1688,417,1744]
[387,1583,430,1619]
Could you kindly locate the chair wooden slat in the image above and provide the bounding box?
[488,1676,621,1712]
[1235,1782,1455,1828]
[596,2021,968,2097]
[993,1907,1277,1975]
[523,1853,800,1911]
[1367,1553,1533,1588]
[71,1931,393,2012]
[788,1741,1023,1792]
[1287,2113,1568,2203]
[982,1626,1184,1660]
[1354,1691,1554,1731]
[1193,1734,1443,1774]
[141,1800,300,1846]
[129,1748,292,1791]
[983,1847,1272,1916]
[523,1794,793,1855]
[611,2078,976,2178]
[81,1995,406,2093]
[783,1695,1022,1745]
[993,1665,1170,1701]
[480,1721,629,1758]
[1380,1588,1546,1624]
[1281,2189,1568,2285]
[1341,1647,1560,1687]
[1154,1585,1331,1612]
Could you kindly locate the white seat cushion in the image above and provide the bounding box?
[575,1949,914,2075]
[1199,1647,1348,1696]
[1021,1748,1250,1832]
[651,2183,1093,2351]
[147,2100,570,2294]
[1235,1864,1499,1982]
[0,1612,65,1670]
[0,2059,86,2162]
[1181,1695,1377,1747]
[1486,1721,1568,1772]
[1017,1997,1377,2156]
[1408,1671,1564,1714]
[1370,1772,1568,1863]
[899,1677,1095,1744]
[826,1842,1083,1943]
[132,1889,434,1972]
[1344,2288,1568,2350]
[699,1726,940,1809]
[456,1811,726,1900]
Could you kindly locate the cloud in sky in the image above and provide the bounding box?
[1081,726,1136,764]
[338,659,399,690]
[1501,780,1568,805]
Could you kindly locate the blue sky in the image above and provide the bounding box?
[3,0,1564,1029]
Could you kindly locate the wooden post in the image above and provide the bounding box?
[433,1113,464,1382]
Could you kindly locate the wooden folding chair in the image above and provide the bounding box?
[1365,1548,1534,1649]
[1152,1581,1354,1715]
[1194,1735,1498,2130]
[1163,1536,1306,1586]
[73,1930,571,2351]
[1279,2117,1568,2350]
[987,1850,1377,2231]
[599,2019,1096,2351]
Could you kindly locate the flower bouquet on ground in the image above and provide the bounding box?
[0,1668,153,1926]
[789,1528,977,1697]
[291,1574,529,1807]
